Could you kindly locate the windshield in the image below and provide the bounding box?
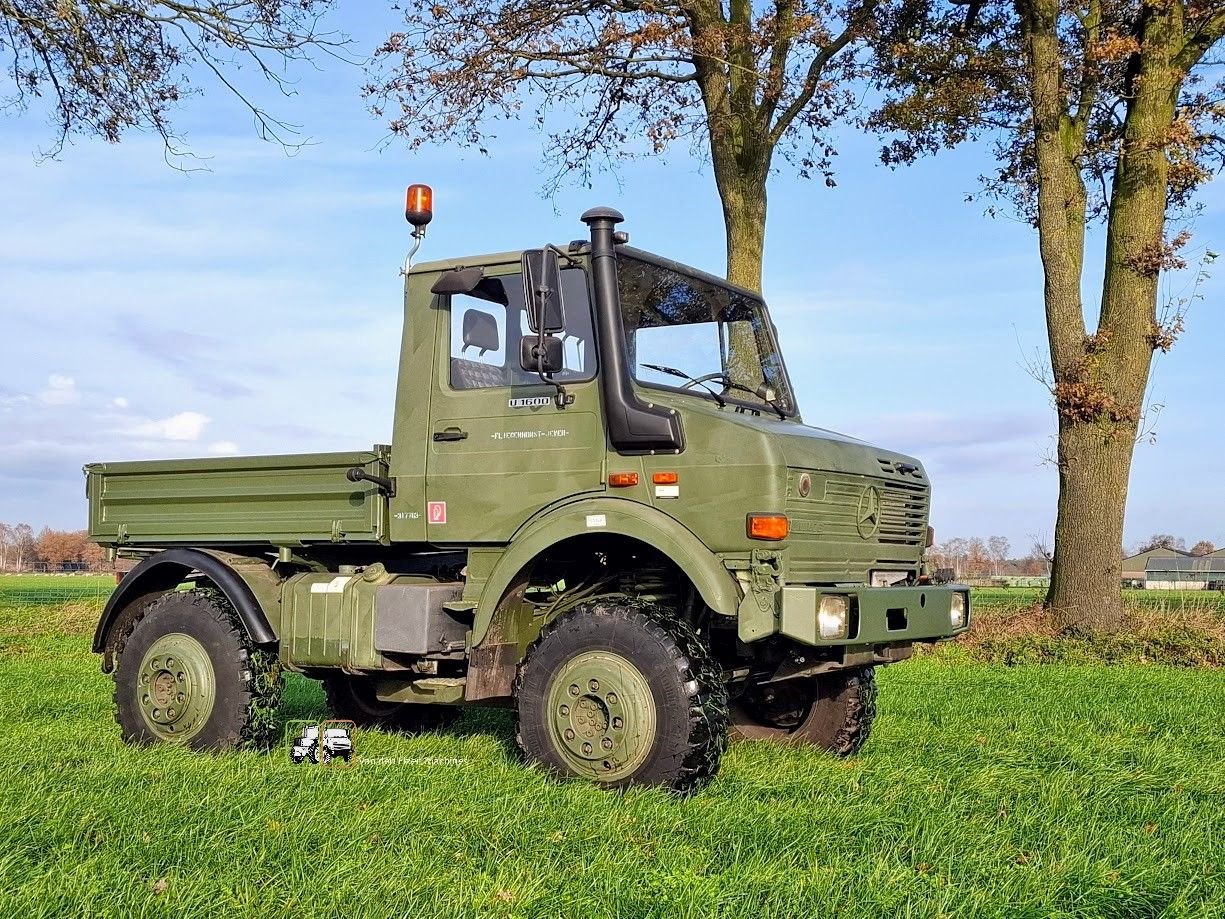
[618,252,796,415]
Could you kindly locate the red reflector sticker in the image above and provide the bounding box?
[428,501,447,524]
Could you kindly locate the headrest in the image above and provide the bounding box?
[462,309,500,356]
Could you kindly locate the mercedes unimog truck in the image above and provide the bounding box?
[86,188,969,792]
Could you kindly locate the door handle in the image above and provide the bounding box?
[433,428,469,442]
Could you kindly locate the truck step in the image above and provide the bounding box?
[376,676,466,705]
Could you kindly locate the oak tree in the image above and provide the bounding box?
[871,0,1224,631]
[1135,533,1186,553]
[2,1,342,155]
[1189,539,1215,556]
[366,0,883,292]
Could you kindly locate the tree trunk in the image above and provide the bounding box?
[1042,6,1184,632]
[718,174,768,293]
[1047,421,1133,631]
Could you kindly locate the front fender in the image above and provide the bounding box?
[470,497,741,646]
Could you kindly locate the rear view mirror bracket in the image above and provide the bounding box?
[519,334,574,409]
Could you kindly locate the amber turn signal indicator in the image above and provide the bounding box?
[609,472,639,487]
[405,184,434,227]
[747,514,789,540]
[651,471,678,485]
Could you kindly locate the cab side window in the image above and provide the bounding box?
[448,269,596,390]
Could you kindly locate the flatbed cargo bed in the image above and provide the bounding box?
[85,446,390,547]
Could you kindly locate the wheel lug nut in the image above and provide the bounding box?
[602,738,613,750]
[559,704,569,715]
[607,692,618,705]
[564,729,575,740]
[588,679,599,691]
[568,684,580,696]
[612,717,623,729]
[582,742,592,754]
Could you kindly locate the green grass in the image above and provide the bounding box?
[0,573,115,606]
[972,587,1225,615]
[1,581,1223,917]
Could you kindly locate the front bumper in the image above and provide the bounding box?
[777,584,971,647]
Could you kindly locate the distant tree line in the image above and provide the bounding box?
[928,537,1052,580]
[931,533,1220,581]
[1130,535,1217,557]
[0,523,107,572]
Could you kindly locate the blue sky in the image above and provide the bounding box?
[1,13,1221,555]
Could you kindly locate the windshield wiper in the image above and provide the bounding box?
[642,363,786,418]
[641,363,726,407]
[715,375,786,420]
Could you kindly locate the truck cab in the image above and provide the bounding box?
[87,198,968,793]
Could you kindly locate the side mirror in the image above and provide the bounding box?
[520,335,564,375]
[522,249,565,333]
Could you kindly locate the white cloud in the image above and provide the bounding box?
[128,411,211,442]
[112,396,129,409]
[38,374,79,405]
[208,440,240,455]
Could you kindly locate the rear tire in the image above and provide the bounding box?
[323,676,460,733]
[729,667,877,756]
[113,590,282,751]
[515,602,728,793]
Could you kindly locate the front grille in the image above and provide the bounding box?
[787,472,928,546]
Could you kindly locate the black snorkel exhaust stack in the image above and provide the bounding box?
[581,207,684,454]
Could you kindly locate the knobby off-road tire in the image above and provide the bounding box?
[323,676,460,733]
[515,602,729,794]
[113,590,283,751]
[729,666,877,756]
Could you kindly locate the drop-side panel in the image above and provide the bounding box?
[85,448,390,547]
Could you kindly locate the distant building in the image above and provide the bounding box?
[1121,547,1190,587]
[1145,555,1225,591]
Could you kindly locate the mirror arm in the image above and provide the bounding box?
[544,243,582,267]
[534,325,573,409]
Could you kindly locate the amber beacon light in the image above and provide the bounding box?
[405,184,434,228]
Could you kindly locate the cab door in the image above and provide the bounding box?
[425,265,605,543]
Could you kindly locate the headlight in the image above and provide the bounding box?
[818,595,850,640]
[950,593,967,629]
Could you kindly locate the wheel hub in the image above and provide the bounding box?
[546,651,656,782]
[136,633,216,741]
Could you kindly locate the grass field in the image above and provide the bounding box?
[969,586,1225,615]
[1,579,1222,917]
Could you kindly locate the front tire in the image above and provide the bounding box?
[515,602,728,793]
[729,667,877,755]
[113,590,282,751]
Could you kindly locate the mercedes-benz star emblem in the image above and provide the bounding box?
[856,486,881,539]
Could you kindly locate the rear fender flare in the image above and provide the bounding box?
[93,549,280,668]
[471,498,741,647]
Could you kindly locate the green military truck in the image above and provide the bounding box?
[86,194,969,792]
